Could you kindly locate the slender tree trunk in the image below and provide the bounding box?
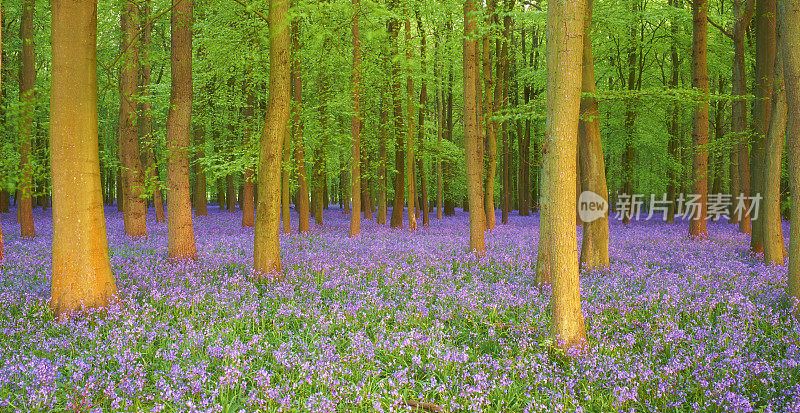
[193,125,208,215]
[389,3,405,229]
[119,1,147,237]
[543,0,587,350]
[763,46,787,265]
[349,0,362,237]
[483,2,498,230]
[50,0,117,316]
[377,102,388,224]
[750,0,777,252]
[243,87,258,229]
[499,6,513,225]
[164,0,197,259]
[733,0,755,232]
[688,0,710,238]
[254,0,290,277]
[578,0,609,270]
[18,0,36,238]
[464,0,486,255]
[291,20,310,233]
[405,16,418,231]
[0,5,4,258]
[226,174,236,212]
[781,0,800,313]
[139,0,165,224]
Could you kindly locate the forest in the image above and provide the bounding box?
[1,0,800,410]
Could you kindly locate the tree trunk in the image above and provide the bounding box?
[18,0,36,238]
[291,19,310,233]
[254,0,290,277]
[483,2,498,231]
[750,0,777,252]
[50,0,117,316]
[688,0,710,238]
[733,0,755,232]
[578,0,609,270]
[349,0,362,237]
[280,125,290,233]
[763,46,787,265]
[543,0,587,350]
[464,0,486,255]
[377,102,388,224]
[119,1,146,237]
[0,5,4,258]
[164,0,197,259]
[139,0,165,224]
[781,0,800,313]
[226,174,236,212]
[389,3,405,229]
[405,16,418,231]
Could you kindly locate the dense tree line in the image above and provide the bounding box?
[0,0,798,348]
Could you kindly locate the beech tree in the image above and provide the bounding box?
[119,0,147,237]
[543,0,587,349]
[254,0,290,276]
[18,0,35,238]
[165,0,197,260]
[688,0,710,238]
[349,0,363,238]
[49,0,117,316]
[463,0,486,255]
[578,0,609,269]
[781,0,800,313]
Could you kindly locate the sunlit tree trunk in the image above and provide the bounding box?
[349,0,362,237]
[464,0,486,255]
[544,0,587,350]
[763,46,787,265]
[50,0,117,316]
[781,0,800,313]
[483,1,498,230]
[750,0,777,251]
[165,0,197,259]
[254,0,290,277]
[578,0,609,270]
[119,1,147,237]
[688,0,710,238]
[416,11,430,227]
[18,0,36,238]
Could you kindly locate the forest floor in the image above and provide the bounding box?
[0,206,798,412]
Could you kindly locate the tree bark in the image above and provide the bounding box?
[291,19,310,233]
[389,2,405,229]
[732,0,755,232]
[405,16,418,232]
[349,0,362,237]
[750,0,777,251]
[578,0,610,270]
[464,0,486,255]
[139,0,165,224]
[762,46,787,265]
[688,0,710,238]
[254,0,290,277]
[780,0,800,313]
[377,101,388,224]
[165,0,197,259]
[18,0,36,238]
[119,1,147,237]
[544,0,587,350]
[483,1,498,230]
[50,0,117,316]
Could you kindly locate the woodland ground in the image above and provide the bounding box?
[0,206,799,412]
